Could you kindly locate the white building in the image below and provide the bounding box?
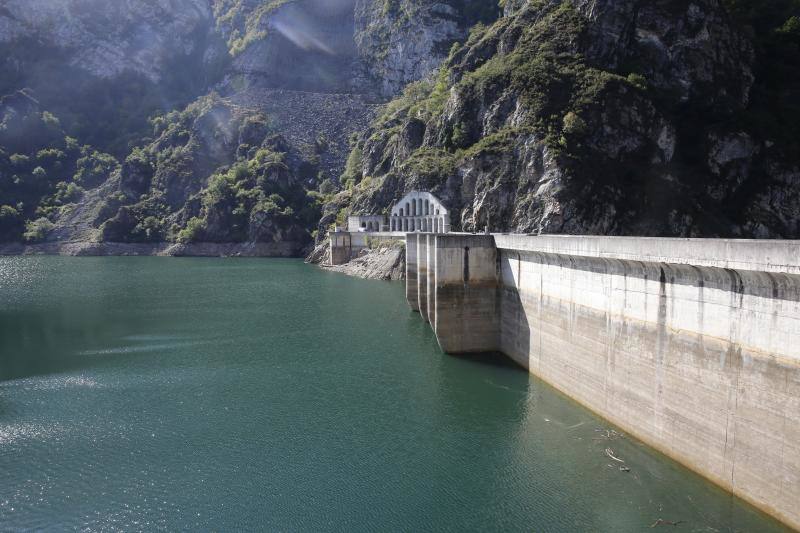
[389,191,450,233]
[346,191,451,233]
[347,215,386,232]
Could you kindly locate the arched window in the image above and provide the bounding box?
[403,219,408,232]
[425,200,430,215]
[406,202,411,216]
[399,208,404,217]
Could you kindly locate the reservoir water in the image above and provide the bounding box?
[0,257,790,531]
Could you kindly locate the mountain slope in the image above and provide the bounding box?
[2,0,799,252]
[1,0,488,250]
[0,0,226,155]
[331,0,800,239]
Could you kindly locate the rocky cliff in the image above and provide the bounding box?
[0,0,221,82]
[354,0,500,97]
[333,0,800,238]
[0,0,502,251]
[0,0,227,154]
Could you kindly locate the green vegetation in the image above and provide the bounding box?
[401,148,456,183]
[96,93,323,245]
[459,127,532,159]
[373,67,453,133]
[0,97,118,242]
[74,151,120,187]
[176,216,206,244]
[625,73,648,91]
[341,145,363,190]
[23,217,55,242]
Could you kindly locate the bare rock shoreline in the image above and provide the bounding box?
[0,241,304,257]
[314,242,406,281]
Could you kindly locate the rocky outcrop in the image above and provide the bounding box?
[574,0,755,110]
[225,88,376,180]
[223,0,362,93]
[0,0,228,153]
[354,0,500,97]
[322,240,406,280]
[0,0,221,82]
[335,0,800,238]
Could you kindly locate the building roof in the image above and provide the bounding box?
[391,191,448,216]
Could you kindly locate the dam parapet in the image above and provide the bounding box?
[407,233,800,530]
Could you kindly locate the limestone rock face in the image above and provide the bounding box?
[220,0,362,93]
[354,0,463,97]
[335,0,799,238]
[502,0,529,16]
[574,0,754,110]
[0,0,220,82]
[354,0,500,97]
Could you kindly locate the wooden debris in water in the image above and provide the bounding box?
[650,518,685,527]
[605,447,625,463]
[593,428,623,441]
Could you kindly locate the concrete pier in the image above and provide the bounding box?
[430,234,500,353]
[406,233,419,312]
[426,235,435,325]
[417,234,429,322]
[407,234,800,530]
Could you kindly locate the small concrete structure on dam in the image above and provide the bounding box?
[329,191,450,266]
[405,233,800,530]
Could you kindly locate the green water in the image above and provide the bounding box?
[0,257,789,532]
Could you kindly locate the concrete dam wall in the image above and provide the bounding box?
[406,233,800,530]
